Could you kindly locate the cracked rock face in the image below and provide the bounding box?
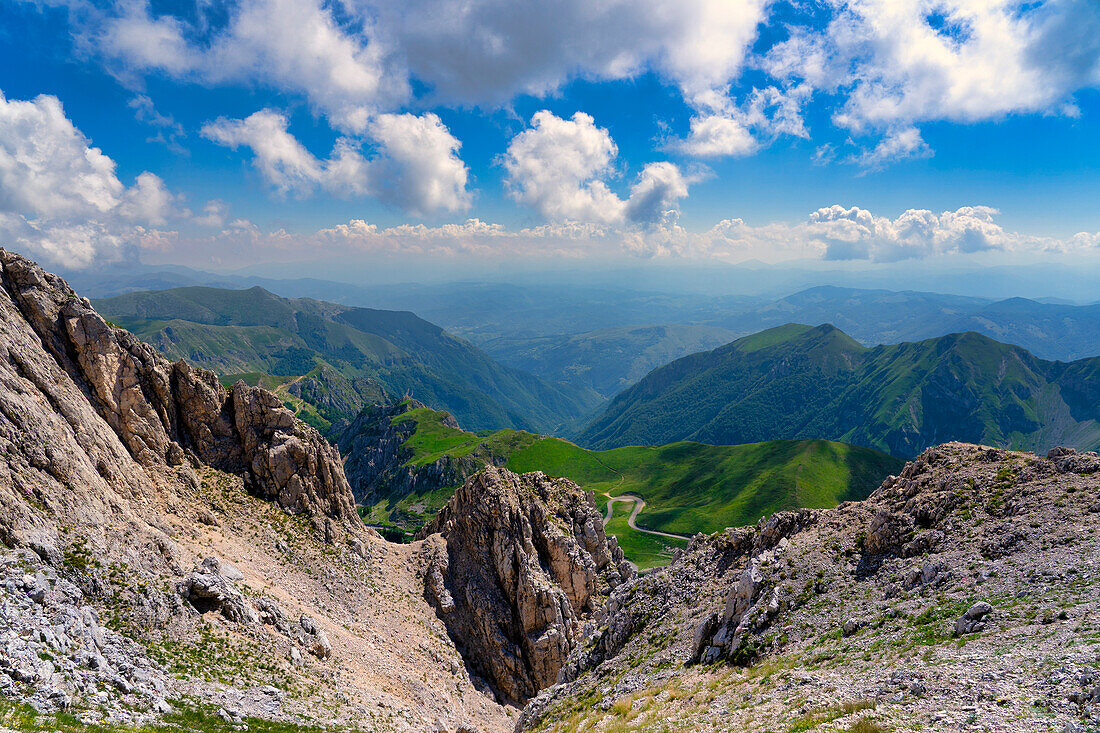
[0,248,357,546]
[420,467,633,705]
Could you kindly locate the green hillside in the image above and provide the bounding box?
[359,403,901,569]
[579,323,1100,457]
[95,286,603,436]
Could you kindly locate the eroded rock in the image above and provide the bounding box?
[177,557,256,623]
[419,467,632,704]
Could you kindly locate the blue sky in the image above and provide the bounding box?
[1,0,1099,274]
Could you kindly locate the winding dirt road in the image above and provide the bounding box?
[602,495,691,541]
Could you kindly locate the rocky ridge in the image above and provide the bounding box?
[0,248,356,538]
[521,442,1100,732]
[419,467,635,705]
[0,250,514,732]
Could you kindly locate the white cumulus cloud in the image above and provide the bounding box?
[0,90,182,267]
[502,111,624,224]
[47,0,1100,171]
[0,92,124,219]
[98,0,403,133]
[764,0,1100,165]
[202,108,470,215]
[71,0,773,137]
[202,110,325,196]
[366,113,471,215]
[807,204,1013,261]
[503,111,692,226]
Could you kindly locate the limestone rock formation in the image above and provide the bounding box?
[420,467,633,704]
[0,548,174,724]
[0,250,513,732]
[0,248,356,542]
[522,442,1100,732]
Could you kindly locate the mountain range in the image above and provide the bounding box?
[485,285,1100,400]
[580,323,1100,457]
[76,266,1100,403]
[3,251,1100,733]
[722,285,1100,362]
[94,286,602,437]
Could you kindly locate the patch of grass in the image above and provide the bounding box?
[788,700,875,732]
[366,405,899,567]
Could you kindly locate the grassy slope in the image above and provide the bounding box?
[581,323,1100,457]
[506,437,899,535]
[372,405,901,566]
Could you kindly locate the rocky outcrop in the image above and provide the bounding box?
[294,615,333,660]
[0,249,356,537]
[420,467,633,705]
[0,250,516,732]
[178,557,256,623]
[522,442,1100,732]
[338,400,488,511]
[0,548,175,724]
[1048,445,1100,474]
[954,601,993,636]
[229,382,354,519]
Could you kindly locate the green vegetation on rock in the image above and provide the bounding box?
[0,696,365,733]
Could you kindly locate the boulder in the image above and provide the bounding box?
[955,602,993,636]
[294,615,332,659]
[177,557,256,623]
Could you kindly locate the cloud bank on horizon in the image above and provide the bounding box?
[0,0,1099,269]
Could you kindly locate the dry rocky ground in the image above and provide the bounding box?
[522,442,1100,733]
[0,250,513,733]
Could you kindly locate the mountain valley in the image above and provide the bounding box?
[74,272,1100,401]
[0,252,1097,733]
[338,401,900,568]
[93,287,602,438]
